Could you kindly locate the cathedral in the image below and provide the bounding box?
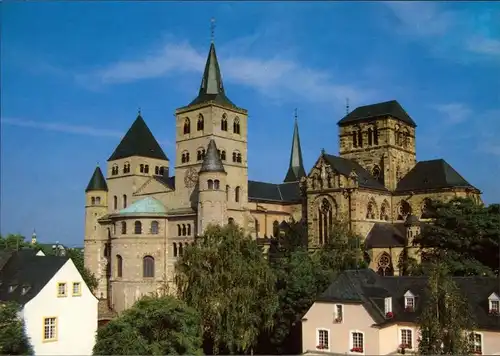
[83,40,482,317]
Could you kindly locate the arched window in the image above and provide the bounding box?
[112,195,117,210]
[357,130,363,148]
[197,149,206,161]
[237,153,242,163]
[112,165,118,175]
[220,150,226,161]
[140,164,144,173]
[182,224,187,236]
[273,220,279,237]
[150,221,159,234]
[123,194,127,208]
[159,166,165,175]
[377,252,393,276]
[123,162,131,174]
[221,114,228,131]
[352,131,358,148]
[197,114,204,131]
[318,198,333,245]
[143,256,155,278]
[255,220,260,236]
[397,201,412,220]
[366,201,376,219]
[372,165,382,182]
[368,127,373,146]
[208,179,214,190]
[179,243,184,256]
[421,198,433,219]
[235,186,240,202]
[233,117,241,134]
[228,217,235,225]
[187,224,191,236]
[134,221,142,234]
[374,127,379,145]
[91,197,96,205]
[183,118,191,134]
[121,221,127,234]
[144,165,149,174]
[182,151,189,163]
[380,201,389,221]
[226,185,229,201]
[116,255,123,277]
[214,179,220,190]
[173,243,178,257]
[95,197,101,205]
[232,151,237,162]
[155,166,159,175]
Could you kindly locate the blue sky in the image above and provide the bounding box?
[1,2,499,246]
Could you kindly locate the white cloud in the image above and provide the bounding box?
[466,36,500,56]
[434,103,472,125]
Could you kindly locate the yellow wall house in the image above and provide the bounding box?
[302,269,500,355]
[83,37,482,319]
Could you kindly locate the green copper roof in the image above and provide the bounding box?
[108,113,168,161]
[284,118,306,182]
[119,197,167,215]
[187,43,237,109]
[85,166,108,192]
[200,139,226,174]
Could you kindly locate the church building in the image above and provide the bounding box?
[83,39,481,316]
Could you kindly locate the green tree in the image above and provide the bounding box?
[0,302,34,355]
[66,248,99,292]
[175,224,278,355]
[0,234,30,250]
[417,262,474,355]
[414,198,500,276]
[93,295,202,355]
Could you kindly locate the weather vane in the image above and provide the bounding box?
[294,108,298,120]
[210,17,216,43]
[346,98,350,115]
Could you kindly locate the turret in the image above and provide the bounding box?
[197,139,228,234]
[84,165,109,298]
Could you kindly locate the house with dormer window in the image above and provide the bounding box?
[0,249,98,355]
[301,269,500,355]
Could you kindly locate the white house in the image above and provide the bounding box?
[0,249,98,355]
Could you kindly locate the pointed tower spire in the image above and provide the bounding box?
[200,139,226,174]
[86,165,108,192]
[284,110,306,182]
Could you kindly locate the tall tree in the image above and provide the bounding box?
[414,198,500,276]
[93,295,202,355]
[0,234,30,250]
[66,248,98,292]
[0,302,34,355]
[175,224,278,355]
[417,262,474,355]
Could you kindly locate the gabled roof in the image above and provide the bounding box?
[0,250,68,305]
[364,223,406,249]
[396,159,476,192]
[108,113,168,161]
[85,166,108,192]
[316,269,500,331]
[323,154,388,191]
[199,139,225,174]
[248,180,302,203]
[337,100,417,127]
[284,118,306,183]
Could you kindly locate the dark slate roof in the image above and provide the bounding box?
[199,140,225,174]
[0,250,68,305]
[186,43,240,110]
[317,269,500,330]
[323,154,388,191]
[337,100,417,127]
[396,159,475,192]
[364,223,406,249]
[248,181,302,203]
[85,166,108,192]
[108,114,168,161]
[284,118,306,183]
[153,175,175,190]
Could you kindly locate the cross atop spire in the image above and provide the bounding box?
[284,112,306,183]
[210,17,216,43]
[294,108,298,122]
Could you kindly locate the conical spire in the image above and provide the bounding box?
[284,113,306,182]
[188,43,236,108]
[200,139,226,174]
[86,165,108,192]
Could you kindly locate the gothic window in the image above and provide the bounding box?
[143,256,154,278]
[421,198,433,219]
[134,221,142,234]
[372,165,381,180]
[197,114,204,131]
[221,114,228,131]
[173,243,178,257]
[397,201,412,220]
[235,186,240,202]
[357,130,363,147]
[366,201,376,219]
[380,201,389,221]
[318,198,333,245]
[233,117,241,134]
[116,255,123,277]
[150,221,159,234]
[374,126,379,145]
[183,118,191,134]
[123,194,127,208]
[208,179,214,190]
[368,128,373,146]
[121,221,127,234]
[273,220,279,237]
[352,131,358,148]
[377,252,393,276]
[403,129,410,147]
[214,179,220,190]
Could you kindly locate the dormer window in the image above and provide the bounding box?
[384,297,393,318]
[404,290,415,312]
[8,285,17,293]
[488,293,500,316]
[21,286,30,295]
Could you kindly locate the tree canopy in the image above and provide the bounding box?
[0,302,33,355]
[174,224,278,355]
[93,295,202,355]
[417,263,474,355]
[414,198,500,276]
[66,248,98,292]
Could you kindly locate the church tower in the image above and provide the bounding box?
[197,139,228,234]
[337,100,417,191]
[83,165,109,298]
[284,112,306,182]
[174,39,249,228]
